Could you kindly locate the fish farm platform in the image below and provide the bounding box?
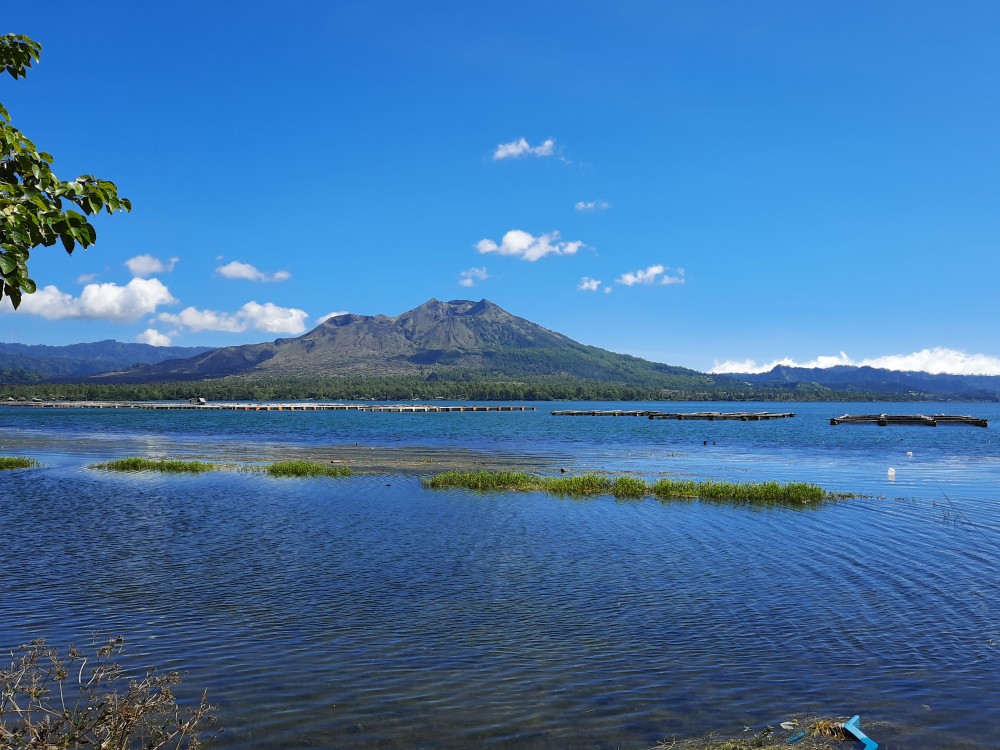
[830,413,988,427]
[551,410,795,421]
[1,400,535,413]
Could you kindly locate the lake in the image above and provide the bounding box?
[1,401,997,748]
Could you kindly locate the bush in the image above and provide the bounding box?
[0,637,217,749]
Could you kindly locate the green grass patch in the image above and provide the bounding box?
[263,460,353,478]
[424,470,831,507]
[422,470,537,491]
[611,475,648,498]
[650,478,826,506]
[543,473,614,495]
[0,456,39,470]
[89,457,217,473]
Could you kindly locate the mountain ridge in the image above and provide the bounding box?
[2,299,998,401]
[0,339,215,382]
[99,298,707,385]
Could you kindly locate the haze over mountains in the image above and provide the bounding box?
[1,298,998,400]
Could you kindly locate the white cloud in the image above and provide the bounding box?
[76,273,98,284]
[710,347,1000,376]
[158,301,308,335]
[8,278,176,321]
[493,137,555,160]
[578,277,602,292]
[137,328,172,346]
[239,301,308,333]
[216,260,291,283]
[317,310,350,324]
[575,199,610,212]
[125,254,178,278]
[158,307,244,333]
[459,267,490,287]
[616,265,685,286]
[477,230,584,262]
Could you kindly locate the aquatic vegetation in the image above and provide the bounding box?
[263,460,353,478]
[89,457,217,473]
[0,456,38,470]
[0,637,217,749]
[423,470,539,491]
[423,470,831,507]
[543,473,614,495]
[611,475,648,498]
[650,478,827,506]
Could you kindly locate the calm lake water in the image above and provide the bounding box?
[1,401,997,748]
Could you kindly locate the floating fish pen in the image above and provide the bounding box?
[550,409,655,417]
[649,411,795,421]
[551,410,795,421]
[830,413,988,427]
[0,400,535,413]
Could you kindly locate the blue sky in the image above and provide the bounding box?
[3,1,1000,374]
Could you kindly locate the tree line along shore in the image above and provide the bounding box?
[0,375,981,403]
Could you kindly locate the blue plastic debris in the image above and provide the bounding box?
[786,729,807,743]
[843,715,878,749]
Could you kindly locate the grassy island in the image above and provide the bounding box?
[423,470,834,506]
[258,460,353,478]
[0,456,39,470]
[89,457,217,473]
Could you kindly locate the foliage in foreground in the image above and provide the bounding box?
[89,457,217,473]
[423,471,832,506]
[1,34,131,309]
[0,637,216,749]
[259,460,352,478]
[0,456,37,470]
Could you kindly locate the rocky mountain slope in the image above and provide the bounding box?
[101,298,709,386]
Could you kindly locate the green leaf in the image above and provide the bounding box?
[0,33,129,310]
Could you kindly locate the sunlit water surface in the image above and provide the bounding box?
[1,401,997,748]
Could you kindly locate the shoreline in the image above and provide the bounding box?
[0,433,566,475]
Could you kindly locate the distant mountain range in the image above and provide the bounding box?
[2,299,998,400]
[0,340,214,383]
[736,364,1000,400]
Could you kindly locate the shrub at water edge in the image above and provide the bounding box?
[0,637,217,749]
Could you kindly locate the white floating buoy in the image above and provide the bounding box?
[907,451,913,457]
[888,467,896,479]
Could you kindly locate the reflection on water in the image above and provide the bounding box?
[1,401,998,748]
